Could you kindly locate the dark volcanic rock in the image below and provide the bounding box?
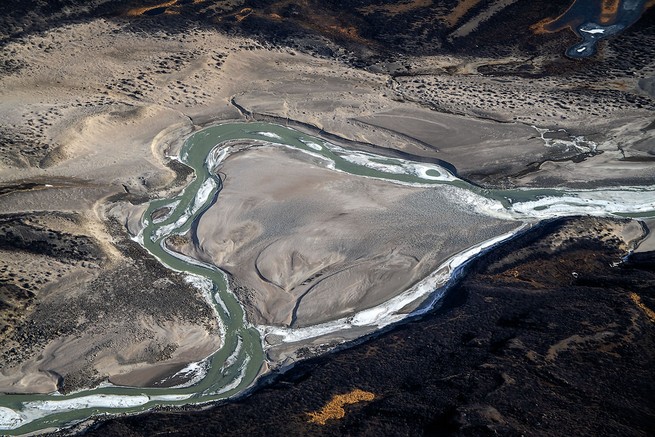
[72,217,655,437]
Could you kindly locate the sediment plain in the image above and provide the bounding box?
[0,0,653,434]
[168,145,519,328]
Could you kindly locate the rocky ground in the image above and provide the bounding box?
[65,216,655,436]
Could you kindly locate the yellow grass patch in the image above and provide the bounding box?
[630,292,655,323]
[235,8,254,22]
[125,0,178,16]
[307,389,375,425]
[599,0,620,24]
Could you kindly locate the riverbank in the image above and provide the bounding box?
[0,211,222,395]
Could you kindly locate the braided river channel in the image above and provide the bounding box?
[1,122,654,434]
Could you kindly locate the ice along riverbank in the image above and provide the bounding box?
[1,122,654,434]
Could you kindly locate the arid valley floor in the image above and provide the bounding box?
[0,0,654,435]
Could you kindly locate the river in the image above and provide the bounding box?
[1,122,654,434]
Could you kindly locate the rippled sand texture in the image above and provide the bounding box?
[176,146,519,328]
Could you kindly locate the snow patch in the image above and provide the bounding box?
[255,131,282,140]
[299,138,323,151]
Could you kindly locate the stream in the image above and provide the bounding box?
[1,122,654,434]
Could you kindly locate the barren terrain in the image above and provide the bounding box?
[0,1,652,433]
[167,146,519,328]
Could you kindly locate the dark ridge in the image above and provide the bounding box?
[0,214,103,262]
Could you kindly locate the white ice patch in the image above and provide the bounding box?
[578,22,623,37]
[220,335,243,371]
[214,293,231,320]
[184,272,222,316]
[440,185,513,220]
[255,132,283,140]
[184,274,214,294]
[152,178,216,242]
[181,271,226,338]
[299,139,323,151]
[0,407,25,430]
[581,28,605,34]
[194,178,217,210]
[130,228,145,245]
[413,164,452,181]
[510,188,655,219]
[270,142,334,167]
[206,146,229,174]
[161,241,215,270]
[214,356,250,396]
[1,395,153,430]
[152,200,181,224]
[165,360,210,389]
[330,145,456,182]
[184,271,230,332]
[159,243,235,324]
[149,394,194,402]
[26,394,151,412]
[152,211,191,242]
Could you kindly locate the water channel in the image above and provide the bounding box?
[1,122,654,434]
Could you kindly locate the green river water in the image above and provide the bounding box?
[1,122,654,434]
